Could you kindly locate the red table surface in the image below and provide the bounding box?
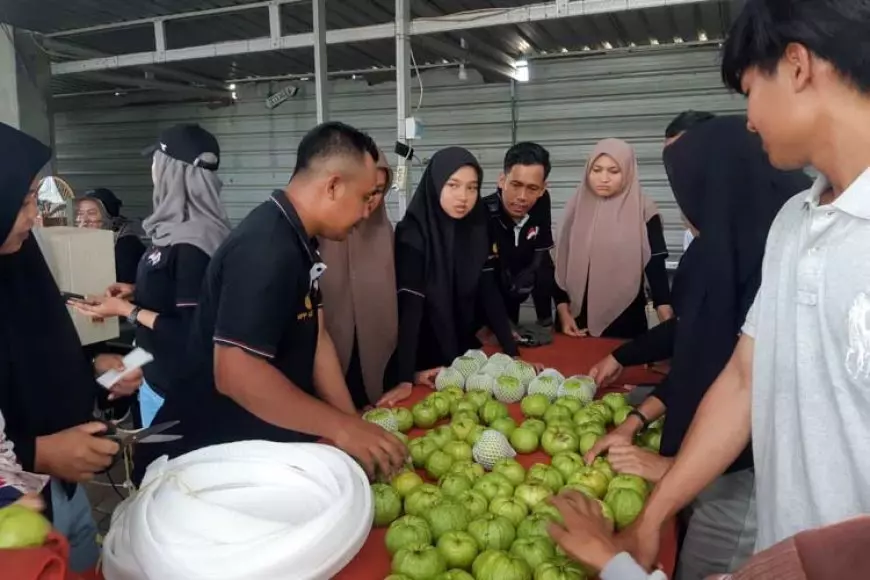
[336,335,676,579]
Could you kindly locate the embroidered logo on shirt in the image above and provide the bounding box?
[845,292,870,381]
[147,249,162,266]
[526,226,539,241]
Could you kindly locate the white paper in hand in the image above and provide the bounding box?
[97,347,154,389]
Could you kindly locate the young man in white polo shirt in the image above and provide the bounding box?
[607,0,870,571]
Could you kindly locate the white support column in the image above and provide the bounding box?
[268,1,282,48]
[153,20,166,58]
[312,0,329,123]
[394,0,411,219]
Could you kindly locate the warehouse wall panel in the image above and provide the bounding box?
[54,45,740,258]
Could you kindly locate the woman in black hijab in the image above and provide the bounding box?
[585,116,811,579]
[0,123,119,572]
[379,147,520,405]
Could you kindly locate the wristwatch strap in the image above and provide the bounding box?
[627,409,650,430]
[127,306,141,326]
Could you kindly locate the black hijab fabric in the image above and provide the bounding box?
[395,147,489,361]
[658,115,811,464]
[0,123,96,478]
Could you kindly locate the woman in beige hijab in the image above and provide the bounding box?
[318,150,398,409]
[553,138,672,339]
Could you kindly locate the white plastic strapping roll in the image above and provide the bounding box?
[101,441,373,580]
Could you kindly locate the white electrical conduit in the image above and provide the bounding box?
[102,441,373,580]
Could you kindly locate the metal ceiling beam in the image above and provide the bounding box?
[44,0,309,38]
[51,0,718,76]
[79,71,231,99]
[39,36,228,91]
[415,35,516,80]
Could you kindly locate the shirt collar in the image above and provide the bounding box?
[270,190,320,262]
[804,168,870,219]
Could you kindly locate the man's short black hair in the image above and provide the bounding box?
[721,0,870,95]
[504,142,551,179]
[665,111,716,139]
[292,121,379,176]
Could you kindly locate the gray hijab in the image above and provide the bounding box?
[143,150,231,257]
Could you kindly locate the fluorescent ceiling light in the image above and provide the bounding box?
[513,60,529,82]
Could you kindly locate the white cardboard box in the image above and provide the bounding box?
[34,226,119,346]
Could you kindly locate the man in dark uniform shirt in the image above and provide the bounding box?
[483,142,556,326]
[136,122,406,481]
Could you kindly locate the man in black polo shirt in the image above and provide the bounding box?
[483,142,555,326]
[137,122,407,480]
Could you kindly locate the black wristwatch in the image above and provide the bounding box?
[127,306,142,326]
[627,409,651,430]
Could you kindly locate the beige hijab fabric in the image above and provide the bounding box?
[554,138,658,337]
[318,151,398,404]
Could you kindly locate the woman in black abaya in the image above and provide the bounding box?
[378,147,520,405]
[0,123,120,572]
[585,116,812,579]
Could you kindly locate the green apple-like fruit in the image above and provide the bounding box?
[392,544,448,580]
[554,397,582,414]
[577,431,601,455]
[448,461,485,481]
[442,440,473,463]
[509,427,539,453]
[520,418,546,437]
[455,489,489,520]
[612,406,631,427]
[466,514,516,551]
[405,484,443,517]
[513,483,553,509]
[450,416,478,441]
[426,450,455,480]
[392,470,425,498]
[436,530,479,570]
[489,417,518,438]
[550,452,585,480]
[394,407,415,433]
[426,500,470,540]
[480,400,510,425]
[0,505,51,549]
[441,386,465,402]
[410,437,440,468]
[540,426,580,456]
[466,425,486,445]
[525,463,564,494]
[439,473,474,498]
[435,570,474,580]
[515,513,552,541]
[386,514,433,554]
[429,425,455,449]
[427,393,452,418]
[451,399,478,417]
[601,392,629,413]
[576,422,606,438]
[373,483,404,526]
[567,467,609,499]
[470,547,531,580]
[491,458,526,487]
[509,537,555,571]
[543,404,572,425]
[465,391,492,409]
[413,402,440,429]
[520,394,550,418]
[472,472,514,502]
[487,496,528,527]
[531,502,563,523]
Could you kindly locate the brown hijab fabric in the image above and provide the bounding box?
[318,151,398,404]
[709,516,870,580]
[554,138,657,337]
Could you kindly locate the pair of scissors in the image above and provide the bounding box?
[100,420,183,448]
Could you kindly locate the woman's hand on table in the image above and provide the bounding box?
[584,422,636,464]
[589,354,623,387]
[548,490,620,573]
[607,445,673,483]
[415,368,440,388]
[334,419,408,480]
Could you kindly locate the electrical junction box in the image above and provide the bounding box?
[405,117,424,140]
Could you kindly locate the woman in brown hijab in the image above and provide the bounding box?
[553,138,672,340]
[318,150,398,409]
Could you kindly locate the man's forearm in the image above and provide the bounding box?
[641,335,754,526]
[215,345,357,440]
[313,321,357,415]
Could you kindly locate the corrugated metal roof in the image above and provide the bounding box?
[3,1,738,99]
